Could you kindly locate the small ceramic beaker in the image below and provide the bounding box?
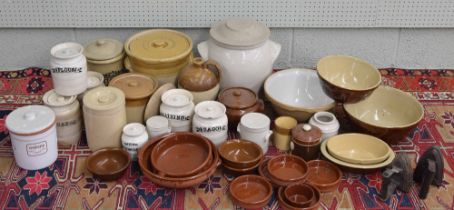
[273,116,298,151]
[146,116,171,138]
[237,112,272,154]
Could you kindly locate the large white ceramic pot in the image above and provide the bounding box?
[197,18,281,93]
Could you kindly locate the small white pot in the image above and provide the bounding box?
[192,101,228,147]
[121,123,149,160]
[160,89,195,132]
[237,112,272,153]
[308,111,340,141]
[146,116,171,138]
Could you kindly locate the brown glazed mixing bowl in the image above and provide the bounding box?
[229,175,273,209]
[86,148,131,181]
[343,86,424,144]
[317,55,381,103]
[218,139,263,169]
[306,160,342,192]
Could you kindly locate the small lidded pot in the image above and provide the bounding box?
[218,87,264,127]
[160,89,195,132]
[146,116,171,138]
[77,71,105,103]
[178,57,221,104]
[192,101,228,147]
[308,111,340,141]
[237,112,272,154]
[43,89,82,145]
[109,73,158,123]
[121,123,149,160]
[291,124,322,161]
[84,38,125,77]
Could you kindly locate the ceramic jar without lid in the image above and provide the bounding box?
[43,89,82,145]
[50,42,87,96]
[192,101,228,147]
[146,116,171,138]
[83,87,127,151]
[218,87,264,127]
[274,116,298,152]
[308,111,339,141]
[291,124,322,161]
[84,38,125,77]
[237,112,272,154]
[109,73,158,123]
[160,89,195,132]
[121,123,149,160]
[5,105,58,170]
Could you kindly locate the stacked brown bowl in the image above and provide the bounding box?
[219,139,264,176]
[278,183,321,210]
[138,132,219,189]
[259,154,308,187]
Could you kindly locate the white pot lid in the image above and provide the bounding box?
[209,18,270,49]
[43,89,77,107]
[146,115,169,129]
[51,42,84,59]
[83,87,125,111]
[240,112,270,129]
[123,123,146,137]
[161,89,193,107]
[6,105,55,135]
[87,71,105,89]
[195,101,226,119]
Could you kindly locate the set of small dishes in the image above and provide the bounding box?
[229,175,273,209]
[86,148,131,181]
[264,68,336,122]
[290,124,322,161]
[218,87,265,127]
[218,139,264,176]
[138,132,219,188]
[258,154,309,187]
[321,133,395,171]
[237,112,272,154]
[277,183,321,210]
[273,116,298,151]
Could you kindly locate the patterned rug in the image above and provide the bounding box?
[0,68,453,210]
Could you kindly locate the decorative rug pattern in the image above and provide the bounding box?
[0,67,453,210]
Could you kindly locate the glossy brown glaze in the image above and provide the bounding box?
[284,183,315,208]
[218,87,264,126]
[229,175,273,209]
[306,160,342,192]
[291,124,322,146]
[278,185,320,210]
[319,75,374,103]
[219,139,263,169]
[86,148,131,181]
[222,158,262,176]
[178,57,221,91]
[267,154,308,182]
[291,140,321,161]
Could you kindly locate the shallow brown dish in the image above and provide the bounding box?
[151,132,212,177]
[278,185,320,210]
[86,148,131,181]
[267,154,308,183]
[230,175,273,209]
[219,139,263,169]
[306,160,342,192]
[223,158,262,176]
[284,183,315,208]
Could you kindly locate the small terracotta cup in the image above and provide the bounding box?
[284,183,315,208]
[86,148,131,181]
[229,175,273,209]
[267,154,308,183]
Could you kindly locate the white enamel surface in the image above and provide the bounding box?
[6,105,55,135]
[122,123,148,160]
[87,71,104,89]
[194,101,226,119]
[309,111,340,141]
[240,112,270,131]
[146,116,171,138]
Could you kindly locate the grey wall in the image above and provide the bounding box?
[1,28,454,70]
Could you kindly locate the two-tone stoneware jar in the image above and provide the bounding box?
[218,87,264,127]
[159,89,195,132]
[291,124,322,161]
[84,38,125,79]
[109,73,158,123]
[192,101,228,147]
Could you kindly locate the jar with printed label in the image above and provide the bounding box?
[121,123,149,160]
[192,101,228,147]
[160,89,195,132]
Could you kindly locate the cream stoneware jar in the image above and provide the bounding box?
[198,18,281,93]
[83,87,127,151]
[121,123,149,160]
[50,42,88,96]
[84,38,125,76]
[6,105,58,170]
[192,101,228,147]
[43,89,82,145]
[146,116,171,138]
[237,112,272,154]
[308,111,340,141]
[77,71,105,103]
[160,89,195,132]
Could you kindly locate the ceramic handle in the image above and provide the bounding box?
[264,130,273,144]
[204,59,222,82]
[197,41,209,60]
[268,40,282,63]
[236,124,241,133]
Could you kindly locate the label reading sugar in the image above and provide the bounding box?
[26,141,48,156]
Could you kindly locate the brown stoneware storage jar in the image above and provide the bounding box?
[291,124,322,161]
[218,87,264,127]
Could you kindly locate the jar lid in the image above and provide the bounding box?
[122,123,146,137]
[83,86,125,111]
[109,73,158,100]
[195,101,226,119]
[84,38,124,61]
[240,112,270,130]
[146,116,169,129]
[6,105,55,135]
[51,42,84,59]
[43,89,76,107]
[87,71,105,89]
[161,89,193,107]
[218,87,257,109]
[210,18,270,49]
[178,57,220,91]
[125,29,192,62]
[292,124,322,144]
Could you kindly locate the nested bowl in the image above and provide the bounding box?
[284,183,315,208]
[306,160,342,192]
[267,154,308,183]
[86,148,131,181]
[229,175,273,209]
[219,139,263,169]
[278,184,321,210]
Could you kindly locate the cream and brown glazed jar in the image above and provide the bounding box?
[109,73,158,123]
[83,86,127,151]
[84,38,125,79]
[43,89,82,145]
[218,87,264,127]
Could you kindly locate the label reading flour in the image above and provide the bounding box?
[26,141,48,156]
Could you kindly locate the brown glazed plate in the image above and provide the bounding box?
[86,148,131,181]
[218,139,263,169]
[306,160,342,192]
[267,154,308,182]
[229,175,273,209]
[278,185,320,210]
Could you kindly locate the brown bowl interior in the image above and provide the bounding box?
[306,160,342,192]
[284,184,315,208]
[219,139,263,168]
[230,175,272,206]
[267,155,308,182]
[87,148,130,176]
[278,185,320,210]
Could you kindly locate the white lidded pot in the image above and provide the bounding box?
[146,116,171,138]
[121,123,149,160]
[308,111,340,141]
[198,18,281,93]
[6,105,58,170]
[192,101,228,147]
[160,89,195,132]
[237,112,273,154]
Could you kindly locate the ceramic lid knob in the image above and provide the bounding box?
[292,123,322,144]
[218,87,257,109]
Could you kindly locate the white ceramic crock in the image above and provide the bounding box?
[146,116,171,138]
[192,101,228,147]
[198,19,281,93]
[237,112,272,153]
[159,89,195,132]
[308,111,340,141]
[6,105,58,170]
[121,123,149,160]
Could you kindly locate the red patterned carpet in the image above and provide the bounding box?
[0,68,453,209]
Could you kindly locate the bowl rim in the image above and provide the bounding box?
[230,174,273,205]
[264,68,336,111]
[306,160,342,188]
[316,55,382,91]
[218,139,264,166]
[267,154,308,182]
[86,147,131,176]
[278,184,321,210]
[343,85,425,129]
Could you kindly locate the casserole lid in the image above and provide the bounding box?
[83,86,125,111]
[218,87,257,109]
[161,89,193,107]
[109,73,158,100]
[210,18,270,49]
[51,42,84,59]
[6,105,55,135]
[292,124,322,144]
[84,38,124,61]
[43,89,76,107]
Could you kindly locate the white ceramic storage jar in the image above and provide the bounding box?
[43,89,82,145]
[308,111,340,141]
[50,42,88,96]
[83,87,127,151]
[121,123,149,160]
[237,112,273,154]
[77,71,105,102]
[146,116,171,138]
[160,89,195,132]
[192,101,228,147]
[5,105,58,170]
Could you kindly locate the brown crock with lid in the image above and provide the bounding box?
[218,87,264,126]
[291,124,322,161]
[178,57,221,92]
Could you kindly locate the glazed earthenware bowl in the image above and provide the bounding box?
[222,157,262,176]
[264,68,335,121]
[317,55,381,103]
[219,139,263,169]
[326,133,391,164]
[306,160,342,192]
[86,148,131,181]
[278,185,321,210]
[284,183,315,208]
[229,175,273,209]
[151,132,212,177]
[267,154,308,183]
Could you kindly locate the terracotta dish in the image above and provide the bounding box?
[86,148,131,181]
[278,185,320,210]
[306,160,342,192]
[284,183,315,208]
[317,55,381,103]
[267,154,308,182]
[219,139,263,169]
[223,158,262,176]
[343,85,424,144]
[229,175,273,209]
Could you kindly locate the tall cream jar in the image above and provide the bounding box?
[192,101,228,147]
[160,89,195,132]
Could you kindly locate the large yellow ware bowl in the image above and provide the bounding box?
[326,133,391,165]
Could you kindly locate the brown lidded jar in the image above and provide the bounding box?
[218,87,264,127]
[109,73,158,123]
[291,124,322,161]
